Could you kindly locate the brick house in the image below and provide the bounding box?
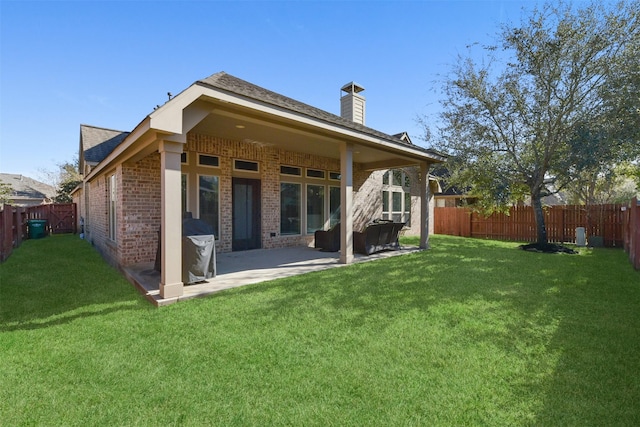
[74,72,445,299]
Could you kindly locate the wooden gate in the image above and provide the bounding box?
[26,203,77,234]
[49,203,77,234]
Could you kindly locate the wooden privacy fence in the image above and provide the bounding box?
[0,203,77,262]
[623,198,640,270]
[435,204,625,248]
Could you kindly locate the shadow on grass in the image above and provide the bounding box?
[225,235,640,424]
[0,235,148,331]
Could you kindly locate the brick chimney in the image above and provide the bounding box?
[340,82,365,125]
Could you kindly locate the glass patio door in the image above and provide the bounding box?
[232,178,261,251]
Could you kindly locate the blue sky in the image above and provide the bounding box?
[1,0,549,180]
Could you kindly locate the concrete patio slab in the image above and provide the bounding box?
[124,245,422,306]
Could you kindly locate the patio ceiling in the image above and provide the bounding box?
[190,96,436,171]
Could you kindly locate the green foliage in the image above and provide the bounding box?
[0,182,13,205]
[436,1,640,241]
[620,162,640,192]
[54,179,81,203]
[1,235,639,425]
[52,159,82,203]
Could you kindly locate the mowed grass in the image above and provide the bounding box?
[1,234,639,426]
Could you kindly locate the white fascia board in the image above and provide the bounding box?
[149,84,208,134]
[86,85,211,181]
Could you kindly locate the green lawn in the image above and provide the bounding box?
[1,234,639,426]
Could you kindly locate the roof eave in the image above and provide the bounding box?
[192,81,445,163]
[84,117,153,181]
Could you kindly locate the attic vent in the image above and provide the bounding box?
[340,82,366,125]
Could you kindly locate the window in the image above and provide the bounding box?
[382,190,389,219]
[392,170,403,186]
[280,165,301,176]
[306,169,325,179]
[278,166,341,235]
[199,175,219,236]
[181,174,188,214]
[306,184,325,233]
[180,152,188,164]
[280,183,301,235]
[382,169,412,224]
[108,174,117,241]
[329,186,341,228]
[198,154,219,167]
[392,191,402,222]
[234,159,259,172]
[404,192,412,226]
[383,169,410,189]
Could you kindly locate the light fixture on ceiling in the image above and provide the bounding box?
[235,124,245,129]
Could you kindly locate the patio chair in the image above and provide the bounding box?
[314,222,341,252]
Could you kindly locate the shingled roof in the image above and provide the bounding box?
[197,72,443,159]
[80,72,444,171]
[0,173,55,206]
[80,125,130,164]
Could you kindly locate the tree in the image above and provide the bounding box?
[0,182,14,206]
[53,160,82,203]
[436,1,639,245]
[40,158,82,203]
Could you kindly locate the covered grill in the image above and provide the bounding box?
[155,216,216,284]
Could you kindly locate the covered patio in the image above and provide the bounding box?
[79,72,444,304]
[124,244,423,306]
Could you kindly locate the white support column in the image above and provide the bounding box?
[420,161,432,249]
[159,139,184,299]
[340,142,354,264]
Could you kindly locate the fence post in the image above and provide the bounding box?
[0,205,12,262]
[631,198,640,270]
[13,206,21,248]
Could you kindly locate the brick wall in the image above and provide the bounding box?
[186,133,344,251]
[353,166,436,236]
[120,154,161,265]
[86,168,118,267]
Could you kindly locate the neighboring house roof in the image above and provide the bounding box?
[0,173,55,206]
[429,166,469,196]
[197,72,444,159]
[80,124,130,167]
[392,132,413,144]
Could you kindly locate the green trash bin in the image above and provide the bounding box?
[28,219,47,239]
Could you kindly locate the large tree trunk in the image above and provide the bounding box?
[531,193,548,244]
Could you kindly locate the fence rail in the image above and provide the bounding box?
[0,203,77,262]
[435,204,626,248]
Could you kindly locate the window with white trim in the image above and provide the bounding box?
[280,182,301,235]
[198,175,219,237]
[108,173,117,241]
[382,169,411,225]
[306,184,325,233]
[278,167,341,235]
[181,173,188,214]
[198,154,219,168]
[234,159,259,172]
[329,186,340,228]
